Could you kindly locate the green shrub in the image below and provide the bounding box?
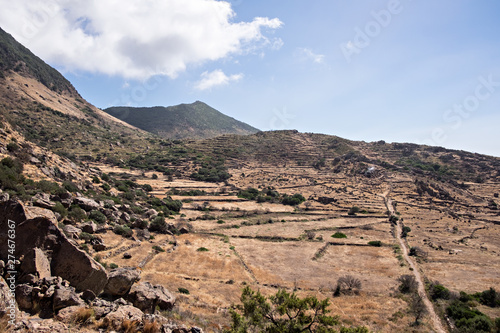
[478,287,499,307]
[348,206,360,215]
[101,183,111,191]
[217,220,226,224]
[89,210,107,224]
[0,157,25,193]
[6,142,19,152]
[238,187,260,200]
[68,205,87,222]
[113,225,133,238]
[401,226,411,238]
[430,283,450,300]
[152,245,165,252]
[226,286,368,333]
[368,240,382,247]
[142,184,153,192]
[79,232,94,242]
[149,216,167,233]
[63,180,79,193]
[163,196,182,212]
[51,202,68,217]
[109,263,118,269]
[281,193,306,206]
[178,287,190,294]
[332,232,347,239]
[197,247,209,252]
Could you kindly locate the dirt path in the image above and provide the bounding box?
[382,189,447,333]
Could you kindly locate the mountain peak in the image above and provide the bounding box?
[104,103,259,140]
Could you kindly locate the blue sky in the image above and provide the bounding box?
[1,0,499,156]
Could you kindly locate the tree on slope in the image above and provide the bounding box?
[225,286,369,333]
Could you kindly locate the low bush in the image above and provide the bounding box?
[331,232,347,239]
[368,240,382,247]
[429,282,450,300]
[89,210,107,224]
[113,225,133,238]
[178,287,190,295]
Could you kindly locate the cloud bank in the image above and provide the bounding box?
[0,0,282,80]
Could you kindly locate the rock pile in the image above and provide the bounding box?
[0,200,203,333]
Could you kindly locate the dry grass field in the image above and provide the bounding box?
[86,157,500,332]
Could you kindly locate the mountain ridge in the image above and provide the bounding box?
[104,101,260,140]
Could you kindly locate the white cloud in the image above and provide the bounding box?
[194,69,243,90]
[295,47,325,64]
[0,0,282,80]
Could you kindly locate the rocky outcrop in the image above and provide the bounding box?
[103,305,144,328]
[0,200,108,295]
[53,285,84,312]
[128,282,175,313]
[73,197,100,211]
[104,267,141,297]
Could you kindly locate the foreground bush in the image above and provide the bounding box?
[226,286,369,333]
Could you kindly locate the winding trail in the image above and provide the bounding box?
[382,189,447,333]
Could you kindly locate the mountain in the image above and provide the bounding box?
[0,27,156,161]
[104,102,260,140]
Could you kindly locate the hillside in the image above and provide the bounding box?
[1,26,500,333]
[104,102,259,140]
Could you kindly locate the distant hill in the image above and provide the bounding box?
[104,102,260,140]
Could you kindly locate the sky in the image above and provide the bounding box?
[0,0,499,156]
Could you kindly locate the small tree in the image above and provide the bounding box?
[398,275,418,294]
[335,275,362,296]
[226,286,368,333]
[409,294,427,326]
[149,216,167,233]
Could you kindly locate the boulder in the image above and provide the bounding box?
[91,299,118,319]
[20,247,51,280]
[33,193,56,210]
[81,221,97,234]
[81,289,96,302]
[53,285,84,312]
[104,267,141,297]
[15,284,34,311]
[128,282,175,313]
[145,208,158,218]
[63,225,81,239]
[73,197,100,211]
[103,305,144,328]
[0,201,108,295]
[55,305,87,322]
[51,239,108,294]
